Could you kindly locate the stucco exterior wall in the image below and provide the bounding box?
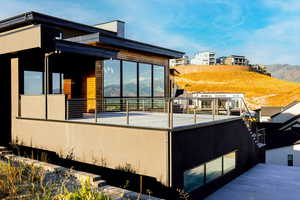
[20,95,46,119]
[20,94,66,120]
[266,144,300,166]
[0,25,41,55]
[12,119,169,185]
[48,94,66,120]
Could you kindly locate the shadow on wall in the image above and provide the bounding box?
[9,145,188,200]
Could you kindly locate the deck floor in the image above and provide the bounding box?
[69,112,239,129]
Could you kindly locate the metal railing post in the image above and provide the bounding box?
[142,100,145,112]
[66,99,69,120]
[168,99,173,129]
[212,99,215,120]
[171,99,174,128]
[227,102,230,116]
[193,107,197,124]
[126,100,129,125]
[95,99,98,123]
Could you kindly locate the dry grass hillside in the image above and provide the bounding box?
[173,65,300,109]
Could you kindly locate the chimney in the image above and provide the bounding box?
[94,20,125,38]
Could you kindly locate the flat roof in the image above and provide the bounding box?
[0,11,116,36]
[66,32,184,58]
[0,11,184,58]
[206,164,300,200]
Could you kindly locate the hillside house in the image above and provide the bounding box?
[190,51,216,65]
[0,12,263,199]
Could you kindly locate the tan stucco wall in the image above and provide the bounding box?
[12,119,169,185]
[20,95,45,119]
[20,94,66,120]
[48,94,66,120]
[0,25,41,55]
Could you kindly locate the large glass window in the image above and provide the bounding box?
[153,65,165,97]
[104,60,121,97]
[123,61,137,97]
[183,150,237,193]
[206,157,222,183]
[139,63,152,97]
[24,71,43,95]
[184,164,205,193]
[223,151,236,174]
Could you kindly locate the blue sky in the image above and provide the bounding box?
[1,0,300,64]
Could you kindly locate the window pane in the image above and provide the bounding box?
[104,60,121,97]
[139,63,151,97]
[224,151,236,174]
[206,157,222,183]
[184,164,205,193]
[24,71,43,95]
[153,65,165,97]
[123,61,137,97]
[52,73,61,94]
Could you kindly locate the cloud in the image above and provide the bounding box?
[235,17,300,65]
[1,0,300,64]
[261,0,300,11]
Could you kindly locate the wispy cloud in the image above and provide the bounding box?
[1,0,300,64]
[261,0,300,11]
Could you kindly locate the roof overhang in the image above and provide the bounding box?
[66,32,185,58]
[55,39,118,59]
[0,11,116,36]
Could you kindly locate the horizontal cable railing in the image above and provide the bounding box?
[19,96,252,129]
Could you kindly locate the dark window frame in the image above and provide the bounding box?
[183,150,238,192]
[104,59,166,99]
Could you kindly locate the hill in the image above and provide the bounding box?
[266,64,300,83]
[173,65,300,109]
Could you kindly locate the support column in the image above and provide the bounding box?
[11,58,19,141]
[95,60,104,112]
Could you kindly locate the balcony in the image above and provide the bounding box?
[19,96,242,130]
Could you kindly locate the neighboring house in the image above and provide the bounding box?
[257,106,283,122]
[169,55,189,66]
[190,51,216,65]
[217,55,249,66]
[191,92,245,115]
[0,12,263,199]
[266,142,300,167]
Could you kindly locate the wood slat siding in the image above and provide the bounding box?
[87,76,96,112]
[64,79,72,99]
[95,60,104,112]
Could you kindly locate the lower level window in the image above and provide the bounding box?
[206,157,222,183]
[183,150,237,193]
[184,164,205,193]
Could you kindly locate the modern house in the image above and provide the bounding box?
[190,51,216,65]
[217,55,249,66]
[0,12,264,199]
[169,55,189,67]
[175,92,246,116]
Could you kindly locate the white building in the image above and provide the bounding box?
[190,51,216,65]
[266,143,300,167]
[170,55,189,67]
